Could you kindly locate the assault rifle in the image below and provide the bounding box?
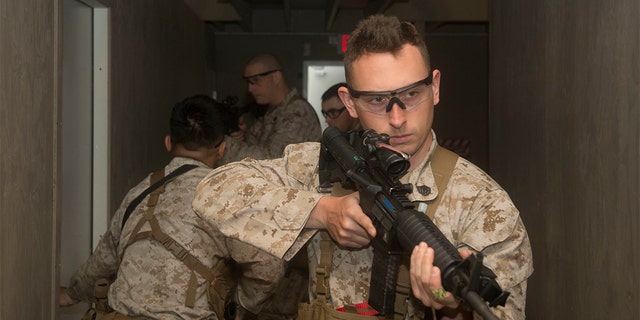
[318,127,509,320]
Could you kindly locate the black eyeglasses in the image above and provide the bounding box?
[347,73,433,115]
[242,69,280,85]
[322,107,346,119]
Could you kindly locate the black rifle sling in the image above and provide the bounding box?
[121,164,198,232]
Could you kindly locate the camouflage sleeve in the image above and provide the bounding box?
[443,165,533,320]
[462,214,531,320]
[65,176,150,303]
[226,238,286,314]
[65,203,125,302]
[194,142,323,259]
[221,100,322,164]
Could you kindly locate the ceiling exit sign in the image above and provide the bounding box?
[341,34,350,52]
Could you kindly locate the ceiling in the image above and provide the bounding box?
[184,0,488,32]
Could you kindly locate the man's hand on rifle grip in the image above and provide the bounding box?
[306,192,377,248]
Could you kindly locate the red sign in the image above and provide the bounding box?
[341,34,350,52]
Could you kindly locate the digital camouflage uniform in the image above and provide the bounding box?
[219,88,322,165]
[65,157,286,320]
[193,132,534,320]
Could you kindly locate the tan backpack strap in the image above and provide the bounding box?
[392,261,411,320]
[389,146,457,319]
[144,214,216,307]
[425,145,458,220]
[117,166,218,308]
[417,145,457,319]
[147,215,216,279]
[117,169,166,266]
[316,237,333,302]
[316,182,357,302]
[127,168,166,240]
[185,271,199,308]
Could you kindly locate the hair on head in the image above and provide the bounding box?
[321,82,347,102]
[170,95,227,151]
[343,15,431,83]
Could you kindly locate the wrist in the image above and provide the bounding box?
[61,288,79,306]
[306,196,330,229]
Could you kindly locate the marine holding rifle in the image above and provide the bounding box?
[193,15,533,319]
[60,95,285,320]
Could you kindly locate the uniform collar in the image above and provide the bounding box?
[166,156,208,171]
[399,130,439,203]
[267,88,299,114]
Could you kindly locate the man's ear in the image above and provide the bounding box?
[217,141,226,158]
[164,135,172,152]
[272,70,283,85]
[431,69,441,106]
[338,86,358,119]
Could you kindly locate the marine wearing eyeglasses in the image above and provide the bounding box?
[243,69,280,86]
[218,52,322,165]
[346,73,433,115]
[194,15,532,320]
[321,82,360,133]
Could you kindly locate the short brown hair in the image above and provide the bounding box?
[343,15,431,84]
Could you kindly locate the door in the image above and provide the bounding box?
[302,61,346,132]
[60,0,109,318]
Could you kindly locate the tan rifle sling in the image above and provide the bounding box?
[409,145,458,320]
[425,145,458,220]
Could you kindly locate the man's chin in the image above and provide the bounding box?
[389,143,415,157]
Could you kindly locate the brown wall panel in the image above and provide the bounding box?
[0,0,58,318]
[102,0,209,214]
[490,1,640,318]
[0,0,208,318]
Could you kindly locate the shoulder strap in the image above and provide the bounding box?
[425,145,458,220]
[393,145,457,319]
[121,164,198,231]
[117,163,221,308]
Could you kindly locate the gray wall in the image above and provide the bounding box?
[490,1,640,319]
[0,0,208,318]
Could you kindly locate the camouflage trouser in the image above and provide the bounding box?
[79,279,143,320]
[257,267,309,320]
[81,309,143,320]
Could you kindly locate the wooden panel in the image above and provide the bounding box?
[0,0,58,319]
[1,0,208,318]
[428,30,489,170]
[387,0,488,22]
[490,1,640,318]
[104,0,209,213]
[184,0,240,21]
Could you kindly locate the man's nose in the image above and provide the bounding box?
[387,102,406,127]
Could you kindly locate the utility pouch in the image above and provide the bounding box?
[298,300,386,320]
[80,278,113,320]
[94,278,112,313]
